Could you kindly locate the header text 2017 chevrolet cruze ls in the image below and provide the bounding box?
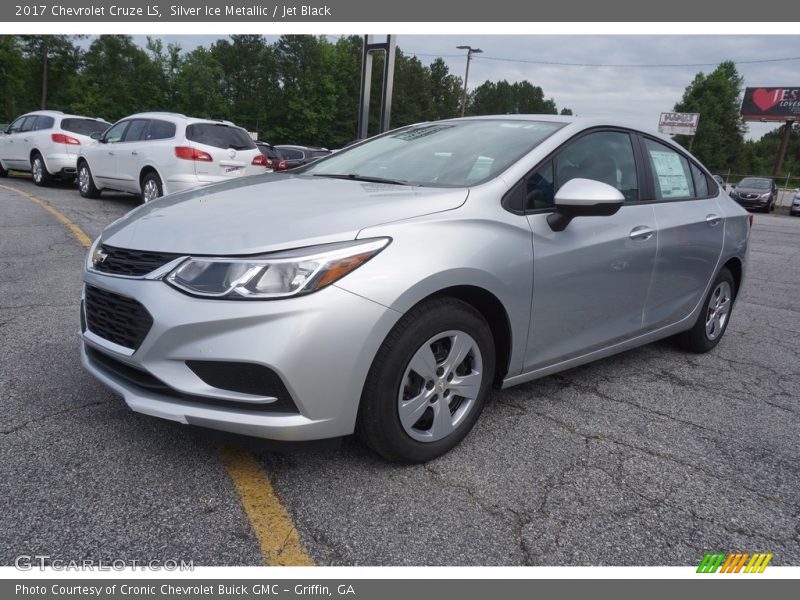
[80,116,749,462]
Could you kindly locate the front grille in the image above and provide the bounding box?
[94,244,182,277]
[86,347,297,413]
[84,286,153,350]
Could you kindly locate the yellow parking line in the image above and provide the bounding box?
[0,183,92,248]
[221,447,315,566]
[2,182,313,566]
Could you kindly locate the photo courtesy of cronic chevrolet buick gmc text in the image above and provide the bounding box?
[80,116,750,463]
[77,112,267,202]
[0,110,110,185]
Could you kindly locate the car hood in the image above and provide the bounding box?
[101,174,469,255]
[734,187,770,195]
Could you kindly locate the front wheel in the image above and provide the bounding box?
[77,162,101,198]
[0,161,8,178]
[357,297,496,463]
[674,268,735,353]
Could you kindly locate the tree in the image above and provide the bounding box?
[0,36,27,121]
[468,79,562,116]
[673,61,746,172]
[19,35,84,110]
[427,58,462,120]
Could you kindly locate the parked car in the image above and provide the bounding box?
[255,142,289,172]
[80,116,749,462]
[274,144,332,168]
[729,176,777,212]
[77,112,267,202]
[712,174,727,192]
[0,110,110,185]
[791,189,800,217]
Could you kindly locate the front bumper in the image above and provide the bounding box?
[80,270,400,441]
[732,195,770,209]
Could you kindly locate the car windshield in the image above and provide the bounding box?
[303,119,565,187]
[186,123,256,150]
[738,178,771,189]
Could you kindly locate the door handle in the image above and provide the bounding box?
[706,214,721,226]
[23,138,29,142]
[629,226,654,241]
[131,150,138,156]
[108,151,115,156]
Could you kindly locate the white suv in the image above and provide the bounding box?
[0,111,110,186]
[77,112,268,202]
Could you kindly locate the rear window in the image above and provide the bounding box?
[258,145,283,159]
[32,116,55,130]
[61,118,111,136]
[146,119,176,140]
[186,123,256,150]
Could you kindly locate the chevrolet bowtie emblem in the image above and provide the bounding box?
[92,248,108,266]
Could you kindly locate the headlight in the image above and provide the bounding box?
[165,238,390,299]
[759,192,771,199]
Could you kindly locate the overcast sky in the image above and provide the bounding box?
[125,34,800,141]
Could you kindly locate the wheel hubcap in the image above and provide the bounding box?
[143,180,159,202]
[705,281,732,341]
[78,167,89,192]
[398,330,483,443]
[32,158,42,182]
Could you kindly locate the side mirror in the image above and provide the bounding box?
[90,132,103,141]
[547,178,624,232]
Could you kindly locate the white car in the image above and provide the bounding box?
[0,110,110,186]
[77,112,268,202]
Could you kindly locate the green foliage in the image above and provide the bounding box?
[672,61,746,172]
[1,34,566,148]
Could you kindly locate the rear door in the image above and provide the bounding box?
[114,118,150,192]
[524,129,658,369]
[185,122,259,178]
[639,136,724,329]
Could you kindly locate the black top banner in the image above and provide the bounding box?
[741,86,800,121]
[3,0,800,22]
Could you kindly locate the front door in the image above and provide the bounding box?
[523,130,658,370]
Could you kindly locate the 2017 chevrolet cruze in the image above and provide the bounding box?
[81,116,749,462]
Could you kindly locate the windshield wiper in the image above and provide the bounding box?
[312,173,411,186]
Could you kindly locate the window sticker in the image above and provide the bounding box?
[650,150,690,197]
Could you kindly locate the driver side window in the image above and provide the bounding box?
[103,121,129,144]
[520,130,639,211]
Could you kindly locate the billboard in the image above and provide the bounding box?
[658,112,700,135]
[740,87,800,121]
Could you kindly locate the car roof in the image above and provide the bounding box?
[123,112,240,127]
[22,110,107,122]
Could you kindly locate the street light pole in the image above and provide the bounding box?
[457,45,482,117]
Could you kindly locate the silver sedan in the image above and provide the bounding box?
[80,116,750,462]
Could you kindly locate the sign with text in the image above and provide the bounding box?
[658,112,700,135]
[741,87,800,121]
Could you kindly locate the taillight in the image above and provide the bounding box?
[52,133,80,145]
[747,214,754,228]
[277,160,288,170]
[174,146,212,161]
[252,154,268,167]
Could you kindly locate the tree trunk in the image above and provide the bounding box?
[40,39,49,109]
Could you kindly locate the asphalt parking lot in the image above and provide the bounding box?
[1,176,798,566]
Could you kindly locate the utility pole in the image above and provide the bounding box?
[772,119,795,177]
[457,45,482,117]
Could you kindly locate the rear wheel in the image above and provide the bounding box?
[31,153,53,187]
[357,297,495,463]
[675,268,735,353]
[0,161,8,177]
[141,171,163,203]
[77,161,101,199]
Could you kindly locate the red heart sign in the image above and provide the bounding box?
[752,88,781,112]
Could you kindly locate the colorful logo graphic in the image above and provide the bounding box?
[697,552,773,573]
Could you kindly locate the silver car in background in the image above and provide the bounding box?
[80,116,750,462]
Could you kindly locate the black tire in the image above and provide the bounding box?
[77,161,101,199]
[674,268,736,353]
[31,153,53,187]
[141,171,163,203]
[0,161,8,177]
[357,297,496,463]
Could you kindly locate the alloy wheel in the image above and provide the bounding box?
[143,179,160,202]
[705,281,732,341]
[32,157,43,183]
[78,166,90,193]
